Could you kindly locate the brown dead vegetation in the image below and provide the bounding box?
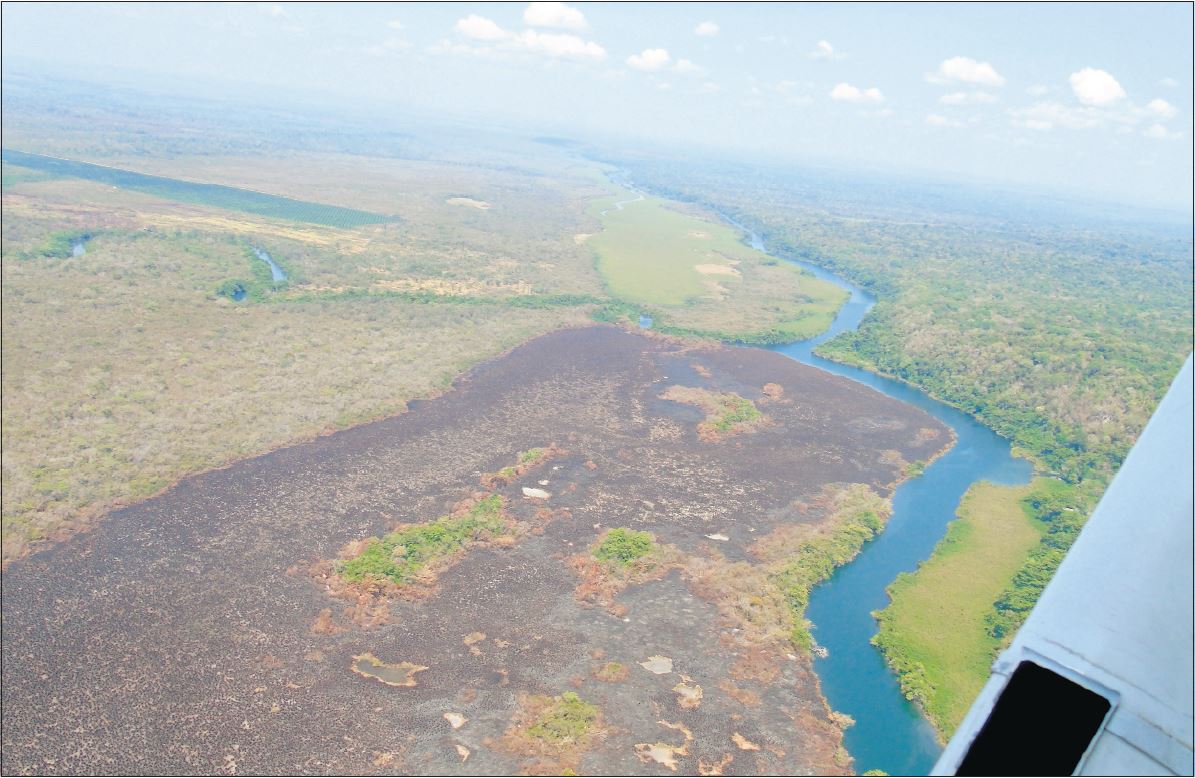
[309,607,349,635]
[479,443,567,489]
[496,692,606,775]
[568,535,684,615]
[659,385,768,442]
[592,661,630,683]
[718,679,762,707]
[698,753,735,775]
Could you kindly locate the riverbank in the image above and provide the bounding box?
[872,480,1044,739]
[721,213,1034,775]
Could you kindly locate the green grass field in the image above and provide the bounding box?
[586,185,846,342]
[872,480,1046,739]
[588,193,730,305]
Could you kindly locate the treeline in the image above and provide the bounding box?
[986,478,1096,640]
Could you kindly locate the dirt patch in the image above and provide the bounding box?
[694,263,741,277]
[0,325,951,775]
[351,653,428,687]
[445,196,491,210]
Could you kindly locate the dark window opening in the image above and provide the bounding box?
[956,660,1112,776]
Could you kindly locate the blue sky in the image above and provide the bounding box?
[3,2,1192,210]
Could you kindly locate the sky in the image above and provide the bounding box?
[3,2,1193,211]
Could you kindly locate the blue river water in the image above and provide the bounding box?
[252,246,287,282]
[725,216,1034,775]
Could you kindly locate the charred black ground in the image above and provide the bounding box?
[1,325,950,775]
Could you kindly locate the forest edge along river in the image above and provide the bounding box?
[724,210,1033,775]
[603,176,1032,774]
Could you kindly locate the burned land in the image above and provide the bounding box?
[1,326,949,776]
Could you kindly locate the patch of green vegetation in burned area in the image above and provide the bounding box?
[592,527,656,565]
[337,494,509,586]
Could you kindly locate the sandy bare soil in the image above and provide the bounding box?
[1,326,949,775]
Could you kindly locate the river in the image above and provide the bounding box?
[720,215,1034,775]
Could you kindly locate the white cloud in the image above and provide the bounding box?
[810,40,835,59]
[454,14,506,41]
[1026,84,1050,97]
[1010,101,1103,131]
[387,19,403,31]
[428,38,504,58]
[446,17,606,61]
[940,90,996,105]
[830,82,883,103]
[364,36,410,56]
[1144,123,1182,140]
[1147,98,1177,119]
[673,58,703,75]
[701,81,721,94]
[627,48,670,71]
[1160,77,1179,88]
[929,56,1006,87]
[694,21,719,37]
[515,29,606,60]
[448,13,607,60]
[523,2,588,31]
[925,113,961,127]
[1069,68,1125,106]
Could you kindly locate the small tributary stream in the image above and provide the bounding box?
[722,214,1034,774]
[253,246,287,282]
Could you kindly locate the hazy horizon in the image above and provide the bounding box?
[3,2,1193,212]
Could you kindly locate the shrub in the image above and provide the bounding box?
[527,692,598,743]
[593,528,655,565]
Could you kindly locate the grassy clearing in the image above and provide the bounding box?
[872,481,1044,738]
[586,184,847,342]
[337,495,508,586]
